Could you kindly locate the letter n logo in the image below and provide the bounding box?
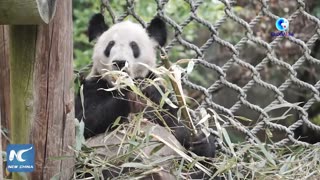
[6,144,35,172]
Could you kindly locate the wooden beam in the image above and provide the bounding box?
[0,0,57,24]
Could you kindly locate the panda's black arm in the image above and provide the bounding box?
[142,85,216,158]
[75,77,131,139]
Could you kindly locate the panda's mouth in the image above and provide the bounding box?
[112,60,129,71]
[112,66,129,73]
[111,64,131,78]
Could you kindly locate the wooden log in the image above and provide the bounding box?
[85,121,181,180]
[0,0,57,24]
[0,25,10,151]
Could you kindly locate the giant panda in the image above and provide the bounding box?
[75,13,216,177]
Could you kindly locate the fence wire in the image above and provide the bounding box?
[100,0,320,150]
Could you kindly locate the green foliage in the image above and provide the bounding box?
[312,4,320,18]
[312,115,320,125]
[73,0,99,71]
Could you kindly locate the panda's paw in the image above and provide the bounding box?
[142,84,165,105]
[190,132,216,158]
[127,92,146,113]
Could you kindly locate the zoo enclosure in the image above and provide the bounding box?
[93,0,320,150]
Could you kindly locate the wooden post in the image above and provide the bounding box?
[9,25,37,146]
[0,0,74,179]
[0,107,3,180]
[9,25,38,180]
[0,25,10,179]
[30,0,74,178]
[0,0,56,24]
[8,26,36,177]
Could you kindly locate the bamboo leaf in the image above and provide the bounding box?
[121,162,151,169]
[150,144,165,155]
[186,60,195,74]
[75,119,85,151]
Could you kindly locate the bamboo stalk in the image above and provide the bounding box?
[160,48,197,135]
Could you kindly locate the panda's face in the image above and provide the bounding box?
[87,14,167,80]
[93,21,157,79]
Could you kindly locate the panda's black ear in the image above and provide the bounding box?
[146,17,167,47]
[88,13,109,42]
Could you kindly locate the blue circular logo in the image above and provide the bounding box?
[276,18,289,31]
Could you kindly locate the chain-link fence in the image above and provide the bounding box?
[99,0,320,151]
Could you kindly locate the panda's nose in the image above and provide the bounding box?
[112,60,127,69]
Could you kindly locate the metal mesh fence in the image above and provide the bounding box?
[100,0,320,150]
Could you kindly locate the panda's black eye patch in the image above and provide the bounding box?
[104,40,115,57]
[130,41,140,58]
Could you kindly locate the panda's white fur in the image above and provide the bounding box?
[89,21,158,79]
